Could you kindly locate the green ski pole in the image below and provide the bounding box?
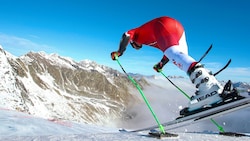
[115,56,165,134]
[159,71,224,132]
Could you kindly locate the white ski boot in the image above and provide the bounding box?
[187,63,223,112]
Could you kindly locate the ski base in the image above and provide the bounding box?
[219,132,249,137]
[148,129,178,139]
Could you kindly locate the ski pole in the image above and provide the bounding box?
[159,71,191,99]
[159,71,225,132]
[114,55,166,134]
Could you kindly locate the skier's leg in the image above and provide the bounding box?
[164,34,223,111]
[164,33,195,72]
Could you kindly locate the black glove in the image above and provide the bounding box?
[153,62,164,72]
[111,52,122,60]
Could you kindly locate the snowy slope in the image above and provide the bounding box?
[0,108,249,141]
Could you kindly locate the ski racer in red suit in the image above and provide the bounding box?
[111,16,223,112]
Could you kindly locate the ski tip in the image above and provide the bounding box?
[219,132,248,137]
[119,128,129,132]
[119,128,125,131]
[149,130,178,139]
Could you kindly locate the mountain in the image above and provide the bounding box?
[233,82,250,92]
[0,45,250,134]
[0,45,146,126]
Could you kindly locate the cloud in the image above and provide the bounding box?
[226,67,250,76]
[0,33,56,56]
[219,67,250,82]
[203,62,222,69]
[194,61,250,82]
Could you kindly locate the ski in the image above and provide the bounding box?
[148,129,178,139]
[219,132,250,137]
[184,131,250,137]
[120,96,250,132]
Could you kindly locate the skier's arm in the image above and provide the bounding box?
[153,55,169,72]
[117,32,130,55]
[160,55,169,66]
[111,32,130,60]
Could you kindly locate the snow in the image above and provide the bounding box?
[0,108,249,141]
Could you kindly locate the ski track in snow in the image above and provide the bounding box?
[0,108,250,141]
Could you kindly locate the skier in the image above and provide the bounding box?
[110,16,224,112]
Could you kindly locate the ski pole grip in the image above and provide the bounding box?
[115,53,119,60]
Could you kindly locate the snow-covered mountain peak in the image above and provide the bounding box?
[0,46,140,126]
[79,59,106,72]
[20,51,79,70]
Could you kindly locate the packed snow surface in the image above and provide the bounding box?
[1,107,250,141]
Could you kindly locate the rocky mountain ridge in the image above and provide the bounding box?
[0,45,146,125]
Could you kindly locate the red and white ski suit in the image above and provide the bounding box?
[120,16,196,73]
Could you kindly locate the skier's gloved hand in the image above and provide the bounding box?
[111,52,122,60]
[153,62,163,72]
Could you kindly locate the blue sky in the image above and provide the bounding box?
[0,0,249,82]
